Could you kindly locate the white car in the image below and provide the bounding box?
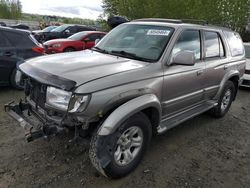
[241,43,250,87]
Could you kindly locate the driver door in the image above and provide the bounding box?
[162,29,206,118]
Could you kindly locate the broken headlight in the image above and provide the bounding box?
[46,86,90,112]
[46,87,72,111]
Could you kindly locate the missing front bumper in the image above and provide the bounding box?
[4,100,65,142]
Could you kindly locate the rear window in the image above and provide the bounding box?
[224,31,244,57]
[3,31,34,47]
[245,45,250,59]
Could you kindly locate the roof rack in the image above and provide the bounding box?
[132,18,182,24]
[132,18,209,25]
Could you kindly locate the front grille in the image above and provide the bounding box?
[27,78,47,109]
[242,80,250,86]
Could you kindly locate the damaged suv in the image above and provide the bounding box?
[5,19,246,178]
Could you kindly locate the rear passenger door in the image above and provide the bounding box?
[202,30,227,99]
[0,31,18,85]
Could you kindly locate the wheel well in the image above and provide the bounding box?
[229,75,239,100]
[141,107,160,135]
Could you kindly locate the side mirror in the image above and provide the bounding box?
[95,39,100,45]
[171,51,195,66]
[65,29,70,33]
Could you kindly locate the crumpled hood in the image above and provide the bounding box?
[20,50,147,89]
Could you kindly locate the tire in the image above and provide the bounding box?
[209,80,235,118]
[89,112,152,179]
[63,47,75,52]
[10,68,24,90]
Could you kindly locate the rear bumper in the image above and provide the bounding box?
[4,101,65,142]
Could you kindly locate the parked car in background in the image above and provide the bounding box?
[240,43,250,87]
[0,27,44,89]
[32,26,58,43]
[0,22,6,26]
[43,31,106,54]
[41,24,96,42]
[10,24,30,30]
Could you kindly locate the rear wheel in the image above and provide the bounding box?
[63,47,75,52]
[10,68,24,90]
[209,80,235,118]
[89,112,152,178]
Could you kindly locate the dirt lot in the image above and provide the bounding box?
[0,87,249,188]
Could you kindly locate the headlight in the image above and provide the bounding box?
[46,87,72,111]
[51,43,61,48]
[68,95,90,113]
[46,86,90,112]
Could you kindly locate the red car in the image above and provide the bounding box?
[43,31,106,54]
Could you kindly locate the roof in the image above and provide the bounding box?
[131,18,233,32]
[0,26,31,35]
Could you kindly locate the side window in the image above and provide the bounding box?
[88,34,99,42]
[68,26,77,33]
[172,30,201,60]
[224,31,244,57]
[204,31,225,58]
[0,31,11,47]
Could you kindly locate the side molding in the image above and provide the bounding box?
[98,94,161,136]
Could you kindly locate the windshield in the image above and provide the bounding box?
[43,26,57,32]
[95,24,174,62]
[51,25,69,32]
[245,45,250,59]
[68,31,87,40]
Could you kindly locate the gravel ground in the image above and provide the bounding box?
[0,87,250,188]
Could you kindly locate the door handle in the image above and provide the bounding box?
[197,69,204,76]
[224,65,229,70]
[4,52,14,57]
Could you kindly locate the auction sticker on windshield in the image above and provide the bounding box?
[147,30,170,36]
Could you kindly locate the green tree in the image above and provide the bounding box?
[0,0,22,19]
[102,0,250,40]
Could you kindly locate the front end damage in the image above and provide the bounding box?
[5,100,65,142]
[5,67,92,142]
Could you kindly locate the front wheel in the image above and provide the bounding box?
[209,80,235,118]
[89,112,152,178]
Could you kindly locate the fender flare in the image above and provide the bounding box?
[97,94,161,136]
[214,70,240,100]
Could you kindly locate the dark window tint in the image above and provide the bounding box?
[3,31,33,47]
[78,26,95,32]
[88,34,104,41]
[0,31,11,47]
[68,26,77,33]
[172,30,201,60]
[224,31,244,57]
[245,45,250,59]
[204,31,224,58]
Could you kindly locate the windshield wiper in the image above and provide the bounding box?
[110,50,152,62]
[92,47,109,54]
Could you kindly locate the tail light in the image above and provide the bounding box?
[32,46,45,54]
[245,69,250,75]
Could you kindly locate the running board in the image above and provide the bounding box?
[157,101,218,134]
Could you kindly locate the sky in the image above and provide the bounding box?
[20,0,104,20]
